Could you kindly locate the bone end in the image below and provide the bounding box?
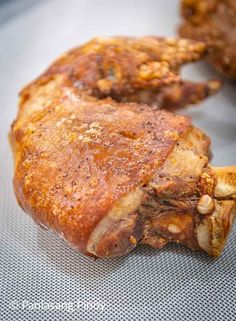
[212,166,236,199]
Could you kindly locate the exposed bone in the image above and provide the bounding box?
[196,217,212,255]
[196,200,236,257]
[197,194,215,214]
[211,166,236,199]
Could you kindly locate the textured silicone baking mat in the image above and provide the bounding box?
[0,0,236,320]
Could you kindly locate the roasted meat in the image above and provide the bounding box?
[10,37,235,259]
[180,0,236,79]
[19,37,221,112]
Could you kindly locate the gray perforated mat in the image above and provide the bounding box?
[0,0,236,320]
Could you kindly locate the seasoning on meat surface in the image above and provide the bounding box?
[10,37,235,258]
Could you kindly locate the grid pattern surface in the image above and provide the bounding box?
[0,1,236,320]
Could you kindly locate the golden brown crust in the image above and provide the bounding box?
[11,79,191,253]
[19,37,221,114]
[10,37,234,258]
[180,0,236,79]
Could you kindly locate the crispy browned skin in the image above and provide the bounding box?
[20,37,221,112]
[180,0,236,79]
[11,37,235,258]
[12,85,191,253]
